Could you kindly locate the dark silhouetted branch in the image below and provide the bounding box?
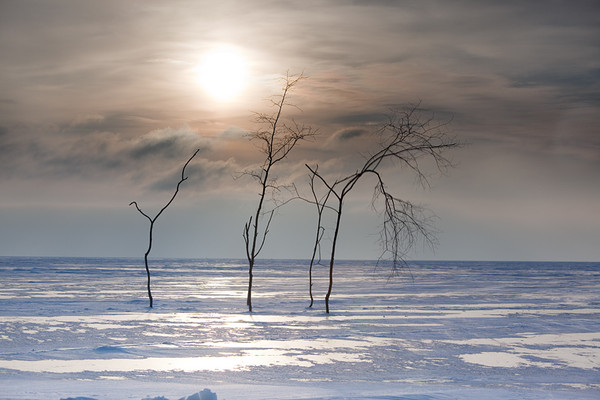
[305,104,458,313]
[129,148,199,308]
[242,72,317,312]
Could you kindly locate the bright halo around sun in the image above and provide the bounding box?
[197,47,248,102]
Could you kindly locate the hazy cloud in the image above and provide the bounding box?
[335,128,368,141]
[65,113,164,137]
[329,113,387,127]
[148,158,238,192]
[129,126,207,160]
[219,126,248,139]
[0,121,213,187]
[324,128,370,152]
[1,0,599,260]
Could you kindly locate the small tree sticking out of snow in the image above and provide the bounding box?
[306,104,458,313]
[306,166,332,308]
[129,149,199,308]
[242,72,317,312]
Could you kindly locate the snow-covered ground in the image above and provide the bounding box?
[0,257,598,399]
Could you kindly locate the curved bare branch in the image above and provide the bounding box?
[129,148,200,308]
[302,104,459,313]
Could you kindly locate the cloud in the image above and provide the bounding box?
[325,128,369,149]
[129,126,206,160]
[1,1,599,260]
[336,128,367,141]
[65,113,163,137]
[0,120,214,186]
[148,157,238,193]
[329,113,387,126]
[219,126,248,139]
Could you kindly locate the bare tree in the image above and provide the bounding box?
[306,104,458,313]
[242,73,316,312]
[129,149,199,308]
[306,167,332,308]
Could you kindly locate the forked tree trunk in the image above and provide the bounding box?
[130,149,199,308]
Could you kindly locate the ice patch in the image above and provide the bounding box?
[450,332,600,370]
[0,350,366,373]
[460,352,537,368]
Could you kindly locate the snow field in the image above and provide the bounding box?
[0,257,598,399]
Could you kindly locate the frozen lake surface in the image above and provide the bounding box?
[0,257,598,399]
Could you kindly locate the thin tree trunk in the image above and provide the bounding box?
[247,260,254,311]
[308,224,324,308]
[307,214,321,308]
[246,167,269,312]
[308,261,314,308]
[325,199,343,313]
[144,221,154,308]
[144,253,153,308]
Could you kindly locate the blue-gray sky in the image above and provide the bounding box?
[1,0,598,261]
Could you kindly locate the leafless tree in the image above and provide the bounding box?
[242,73,317,312]
[129,149,199,308]
[306,104,458,313]
[306,167,332,308]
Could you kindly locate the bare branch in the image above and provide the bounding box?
[153,148,200,222]
[129,148,200,308]
[256,209,275,256]
[302,104,459,313]
[128,201,152,222]
[242,73,316,312]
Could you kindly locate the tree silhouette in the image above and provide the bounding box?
[129,149,199,308]
[306,166,332,308]
[306,105,458,313]
[242,73,316,312]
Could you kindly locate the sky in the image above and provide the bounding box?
[0,0,598,262]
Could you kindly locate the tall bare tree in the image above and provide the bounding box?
[306,167,332,308]
[242,73,316,312]
[129,149,199,308]
[306,105,458,313]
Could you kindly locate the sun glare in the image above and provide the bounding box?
[197,47,248,102]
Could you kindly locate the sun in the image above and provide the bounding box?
[197,47,248,102]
